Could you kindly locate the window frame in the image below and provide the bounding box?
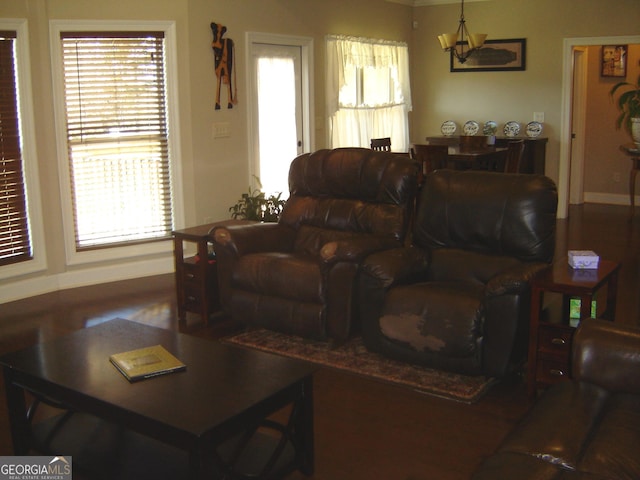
[49,20,184,266]
[0,19,47,281]
[326,35,411,152]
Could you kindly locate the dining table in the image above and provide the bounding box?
[444,145,508,171]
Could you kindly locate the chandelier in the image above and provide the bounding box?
[437,0,487,64]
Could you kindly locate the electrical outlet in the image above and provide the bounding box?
[613,172,621,183]
[533,112,545,123]
[204,216,214,224]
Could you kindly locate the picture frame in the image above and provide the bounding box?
[450,38,526,72]
[601,45,627,77]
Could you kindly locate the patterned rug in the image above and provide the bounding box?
[222,329,496,404]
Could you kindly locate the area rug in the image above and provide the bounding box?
[222,329,496,404]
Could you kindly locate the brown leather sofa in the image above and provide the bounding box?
[212,147,418,342]
[359,170,558,377]
[473,318,640,479]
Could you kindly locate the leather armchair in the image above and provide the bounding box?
[212,148,418,342]
[473,318,640,479]
[359,170,558,377]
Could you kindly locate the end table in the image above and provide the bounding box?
[172,223,221,324]
[526,258,621,397]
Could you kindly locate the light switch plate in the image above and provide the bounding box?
[212,122,230,138]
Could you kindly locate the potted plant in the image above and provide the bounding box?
[610,74,640,145]
[229,178,286,222]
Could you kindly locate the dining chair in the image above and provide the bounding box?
[370,137,392,152]
[503,139,526,173]
[411,144,448,185]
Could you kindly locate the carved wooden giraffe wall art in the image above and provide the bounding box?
[210,22,237,110]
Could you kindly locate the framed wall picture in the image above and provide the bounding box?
[601,45,627,77]
[451,38,526,72]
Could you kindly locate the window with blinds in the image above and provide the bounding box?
[60,32,173,249]
[0,31,32,267]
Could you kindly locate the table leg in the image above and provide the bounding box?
[579,294,593,320]
[296,376,315,475]
[3,369,30,454]
[527,286,544,397]
[173,237,187,322]
[605,270,619,321]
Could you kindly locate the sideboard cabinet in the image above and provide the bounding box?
[425,136,548,175]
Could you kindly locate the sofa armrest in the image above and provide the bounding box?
[360,246,430,289]
[485,262,550,297]
[211,222,296,256]
[572,318,640,394]
[359,246,430,343]
[320,236,405,265]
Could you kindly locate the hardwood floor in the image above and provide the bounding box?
[0,203,638,480]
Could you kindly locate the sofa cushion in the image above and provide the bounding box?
[232,252,322,303]
[428,248,523,285]
[378,281,484,374]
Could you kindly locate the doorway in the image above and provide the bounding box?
[246,33,314,197]
[559,35,640,218]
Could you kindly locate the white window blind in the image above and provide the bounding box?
[0,31,32,266]
[61,31,173,249]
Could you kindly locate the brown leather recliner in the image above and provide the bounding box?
[473,318,640,479]
[359,170,558,377]
[212,148,419,342]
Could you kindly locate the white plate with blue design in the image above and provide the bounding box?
[526,121,543,138]
[441,120,457,136]
[463,120,480,136]
[503,121,521,137]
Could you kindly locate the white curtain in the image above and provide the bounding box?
[326,35,412,152]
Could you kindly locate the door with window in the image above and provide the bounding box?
[248,35,312,197]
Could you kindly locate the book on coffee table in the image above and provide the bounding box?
[110,345,186,382]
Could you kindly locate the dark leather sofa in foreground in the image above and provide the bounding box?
[473,318,640,479]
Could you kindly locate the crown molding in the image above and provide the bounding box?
[386,0,490,6]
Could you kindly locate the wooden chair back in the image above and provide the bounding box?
[504,139,525,173]
[370,137,392,152]
[411,144,449,185]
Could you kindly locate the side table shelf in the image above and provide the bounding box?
[526,258,621,397]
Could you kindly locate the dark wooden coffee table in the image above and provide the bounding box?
[0,318,315,479]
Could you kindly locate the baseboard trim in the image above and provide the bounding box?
[0,257,174,304]
[583,192,638,205]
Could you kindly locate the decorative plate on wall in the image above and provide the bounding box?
[463,120,480,136]
[503,121,521,137]
[526,121,543,138]
[441,120,457,136]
